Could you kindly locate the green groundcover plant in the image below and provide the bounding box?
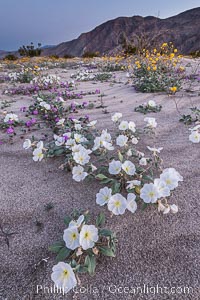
[23,95,183,292]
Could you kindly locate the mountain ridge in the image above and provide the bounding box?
[1,7,200,58]
[42,7,200,56]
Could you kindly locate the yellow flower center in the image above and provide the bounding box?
[84,231,91,239]
[71,233,77,240]
[148,192,155,198]
[115,201,121,207]
[62,269,69,279]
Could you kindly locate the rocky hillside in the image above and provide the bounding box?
[43,7,200,56]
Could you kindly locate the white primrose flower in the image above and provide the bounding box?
[119,121,129,131]
[158,201,167,213]
[122,160,136,175]
[66,138,76,149]
[92,137,102,151]
[108,193,127,215]
[87,120,97,127]
[57,96,64,102]
[147,146,163,153]
[74,133,87,144]
[139,157,147,166]
[126,149,132,157]
[69,215,85,228]
[40,101,51,110]
[51,262,77,293]
[158,202,178,215]
[91,164,97,172]
[102,141,114,150]
[108,160,122,175]
[101,129,112,143]
[71,118,80,124]
[127,193,137,213]
[131,137,138,145]
[126,180,141,190]
[23,139,32,149]
[136,151,145,158]
[170,204,178,214]
[189,131,200,143]
[4,113,19,123]
[37,141,44,150]
[79,225,98,250]
[73,149,90,165]
[160,168,183,190]
[75,123,82,131]
[63,227,80,250]
[128,121,136,133]
[116,135,128,147]
[92,130,112,151]
[56,118,65,126]
[163,205,171,214]
[72,144,92,155]
[54,135,65,146]
[162,168,183,182]
[140,183,159,203]
[189,124,200,131]
[154,178,170,198]
[96,187,112,206]
[33,148,44,162]
[111,112,122,123]
[148,100,156,107]
[144,117,157,128]
[72,165,88,182]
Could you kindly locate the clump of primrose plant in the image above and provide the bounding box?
[24,111,182,215]
[50,212,117,293]
[189,124,200,144]
[134,100,162,114]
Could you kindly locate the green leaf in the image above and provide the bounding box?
[49,241,65,253]
[96,212,105,227]
[112,181,121,194]
[142,203,148,211]
[118,151,123,162]
[56,247,72,262]
[99,246,116,257]
[77,266,88,273]
[53,148,66,156]
[100,178,113,184]
[84,255,96,275]
[64,216,72,226]
[99,229,113,237]
[142,175,153,182]
[71,259,77,268]
[96,174,108,180]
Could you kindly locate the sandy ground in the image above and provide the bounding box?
[0,60,200,300]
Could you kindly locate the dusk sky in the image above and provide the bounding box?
[0,0,199,51]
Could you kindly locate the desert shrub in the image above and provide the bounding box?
[132,43,183,93]
[190,50,200,58]
[18,42,42,57]
[3,54,18,61]
[82,51,100,58]
[49,54,59,59]
[63,54,75,59]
